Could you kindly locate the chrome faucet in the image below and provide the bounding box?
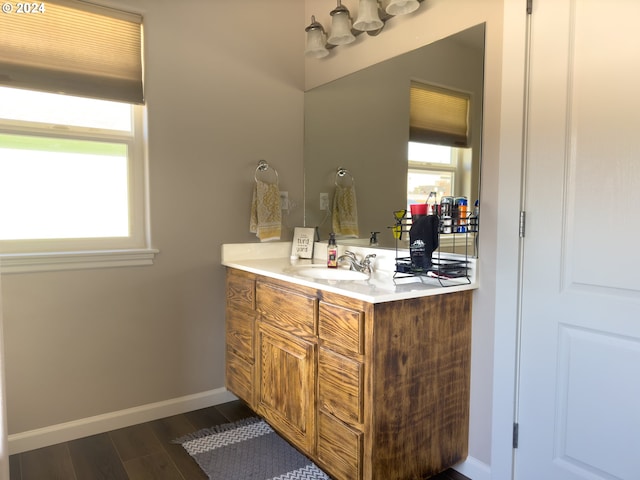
[337,251,377,275]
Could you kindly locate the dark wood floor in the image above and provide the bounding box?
[9,400,470,480]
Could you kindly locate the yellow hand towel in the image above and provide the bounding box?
[332,184,359,238]
[250,180,281,242]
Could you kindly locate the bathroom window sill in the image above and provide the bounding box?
[0,248,159,274]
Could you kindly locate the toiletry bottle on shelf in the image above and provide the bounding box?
[327,233,338,268]
[409,238,427,272]
[455,197,468,232]
[459,198,468,225]
[440,196,453,233]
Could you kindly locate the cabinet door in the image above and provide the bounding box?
[257,322,316,454]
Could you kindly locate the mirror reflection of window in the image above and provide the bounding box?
[408,82,472,210]
[407,143,455,209]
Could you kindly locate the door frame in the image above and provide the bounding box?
[490,0,530,479]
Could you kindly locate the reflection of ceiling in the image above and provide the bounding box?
[449,26,484,51]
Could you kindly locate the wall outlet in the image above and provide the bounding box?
[280,191,289,211]
[320,192,329,211]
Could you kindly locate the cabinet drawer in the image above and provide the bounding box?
[318,348,363,425]
[226,308,254,362]
[225,348,253,406]
[317,410,362,480]
[256,282,317,337]
[226,269,255,310]
[319,301,364,355]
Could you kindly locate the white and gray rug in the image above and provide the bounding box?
[175,417,330,480]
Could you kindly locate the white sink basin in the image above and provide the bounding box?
[294,267,369,281]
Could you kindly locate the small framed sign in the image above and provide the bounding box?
[291,227,316,259]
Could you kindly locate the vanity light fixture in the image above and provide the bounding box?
[305,0,424,58]
[327,0,356,45]
[304,15,330,58]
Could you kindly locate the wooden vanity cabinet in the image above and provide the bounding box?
[225,267,472,480]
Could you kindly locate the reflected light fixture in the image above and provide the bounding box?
[328,0,356,45]
[352,0,383,32]
[304,15,330,58]
[383,0,420,16]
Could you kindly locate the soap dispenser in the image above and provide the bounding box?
[327,233,338,268]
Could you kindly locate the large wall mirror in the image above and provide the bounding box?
[303,23,485,254]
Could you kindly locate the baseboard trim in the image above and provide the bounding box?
[8,387,238,455]
[454,455,492,480]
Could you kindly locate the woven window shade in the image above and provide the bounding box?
[410,82,470,147]
[0,0,143,104]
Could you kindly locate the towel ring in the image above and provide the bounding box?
[335,167,355,187]
[254,160,279,185]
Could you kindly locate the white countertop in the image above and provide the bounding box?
[221,242,477,303]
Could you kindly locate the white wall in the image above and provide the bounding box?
[304,0,505,476]
[1,0,304,444]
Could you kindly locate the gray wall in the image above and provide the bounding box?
[1,0,304,435]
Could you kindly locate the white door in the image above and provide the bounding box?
[516,1,640,479]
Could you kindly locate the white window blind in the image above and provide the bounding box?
[410,82,470,147]
[0,0,143,104]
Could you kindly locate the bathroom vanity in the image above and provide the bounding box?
[222,243,476,480]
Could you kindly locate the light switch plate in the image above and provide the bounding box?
[280,191,289,210]
[320,192,329,210]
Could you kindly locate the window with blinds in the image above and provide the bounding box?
[407,82,472,213]
[0,1,153,272]
[0,0,143,103]
[409,82,470,148]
